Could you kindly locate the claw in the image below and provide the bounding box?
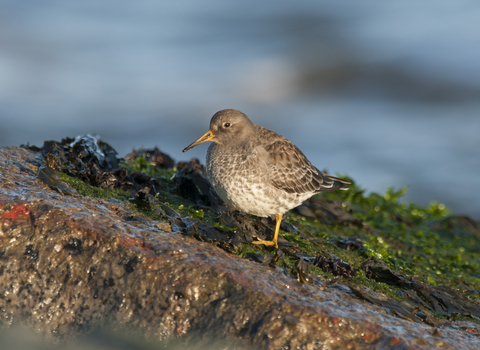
[252,239,277,248]
[251,213,283,249]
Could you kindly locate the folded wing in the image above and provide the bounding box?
[261,131,349,194]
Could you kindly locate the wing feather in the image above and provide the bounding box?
[256,127,349,194]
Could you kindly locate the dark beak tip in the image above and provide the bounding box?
[182,130,213,153]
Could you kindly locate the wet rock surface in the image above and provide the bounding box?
[1,146,480,349]
[313,255,358,278]
[172,158,225,210]
[124,146,175,169]
[362,258,480,319]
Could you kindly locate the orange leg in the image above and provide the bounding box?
[252,213,282,249]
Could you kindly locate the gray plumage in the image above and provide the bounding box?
[184,109,349,218]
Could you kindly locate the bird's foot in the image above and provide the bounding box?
[252,238,278,249]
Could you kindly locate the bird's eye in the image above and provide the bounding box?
[224,122,231,128]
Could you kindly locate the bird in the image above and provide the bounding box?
[183,109,350,249]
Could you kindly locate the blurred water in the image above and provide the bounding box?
[0,0,479,218]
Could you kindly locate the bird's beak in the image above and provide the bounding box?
[182,130,215,152]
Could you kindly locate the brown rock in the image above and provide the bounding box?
[1,146,479,349]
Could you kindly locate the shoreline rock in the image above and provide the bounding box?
[1,146,480,349]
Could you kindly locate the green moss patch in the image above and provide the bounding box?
[60,165,480,322]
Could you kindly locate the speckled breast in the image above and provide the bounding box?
[206,143,306,217]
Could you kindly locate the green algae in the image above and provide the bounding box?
[237,244,272,259]
[60,166,480,320]
[121,157,175,180]
[122,156,222,224]
[58,173,130,201]
[58,172,168,222]
[281,178,480,307]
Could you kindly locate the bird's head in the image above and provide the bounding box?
[183,109,255,152]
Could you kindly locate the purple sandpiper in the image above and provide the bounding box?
[183,109,350,248]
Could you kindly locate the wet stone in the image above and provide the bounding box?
[296,197,368,229]
[312,255,358,278]
[23,244,39,263]
[349,285,445,326]
[362,258,480,319]
[124,147,175,169]
[295,258,314,284]
[80,164,161,197]
[333,237,364,251]
[64,238,84,256]
[23,134,120,173]
[172,158,225,210]
[1,146,480,350]
[37,165,78,196]
[24,136,162,198]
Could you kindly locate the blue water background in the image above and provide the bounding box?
[1,1,479,218]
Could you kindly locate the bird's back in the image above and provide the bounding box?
[254,125,349,195]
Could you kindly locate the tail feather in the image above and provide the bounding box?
[321,174,350,192]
